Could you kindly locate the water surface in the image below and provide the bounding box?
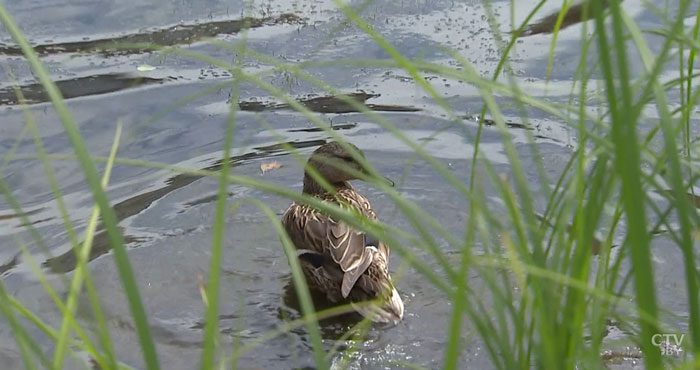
[0,0,687,368]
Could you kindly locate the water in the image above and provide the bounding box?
[0,0,689,368]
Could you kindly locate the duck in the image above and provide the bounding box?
[281,141,404,324]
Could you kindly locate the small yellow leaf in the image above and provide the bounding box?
[197,275,209,308]
[692,229,700,242]
[260,161,282,174]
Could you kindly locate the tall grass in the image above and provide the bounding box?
[0,0,699,369]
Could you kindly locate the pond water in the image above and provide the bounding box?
[0,0,690,369]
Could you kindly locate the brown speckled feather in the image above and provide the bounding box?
[282,186,382,298]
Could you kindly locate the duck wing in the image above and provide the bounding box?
[289,210,377,298]
[282,196,384,299]
[324,218,378,298]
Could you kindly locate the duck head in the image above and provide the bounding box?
[302,141,392,194]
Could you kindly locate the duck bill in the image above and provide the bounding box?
[362,168,394,187]
[382,176,395,187]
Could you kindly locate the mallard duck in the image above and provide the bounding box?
[281,141,404,324]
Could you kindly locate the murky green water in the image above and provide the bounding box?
[0,0,689,368]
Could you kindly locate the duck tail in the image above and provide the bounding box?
[351,285,404,324]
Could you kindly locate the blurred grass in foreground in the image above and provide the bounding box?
[0,0,699,369]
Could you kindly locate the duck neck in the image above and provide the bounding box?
[302,172,352,195]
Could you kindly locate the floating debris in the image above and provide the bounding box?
[260,161,282,174]
[137,64,156,72]
[198,275,209,308]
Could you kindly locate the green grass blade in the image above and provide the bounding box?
[244,198,326,369]
[591,0,661,366]
[0,6,160,369]
[53,123,122,369]
[200,65,241,370]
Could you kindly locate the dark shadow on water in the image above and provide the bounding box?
[43,139,327,273]
[476,116,533,130]
[0,207,43,221]
[0,14,303,56]
[0,75,418,112]
[0,253,19,277]
[189,313,241,331]
[465,115,567,143]
[288,122,357,132]
[0,74,165,106]
[42,228,145,272]
[238,92,421,114]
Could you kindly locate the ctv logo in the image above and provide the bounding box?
[651,334,684,356]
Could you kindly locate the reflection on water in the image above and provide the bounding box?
[280,277,367,339]
[0,73,164,106]
[0,14,303,56]
[238,92,421,114]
